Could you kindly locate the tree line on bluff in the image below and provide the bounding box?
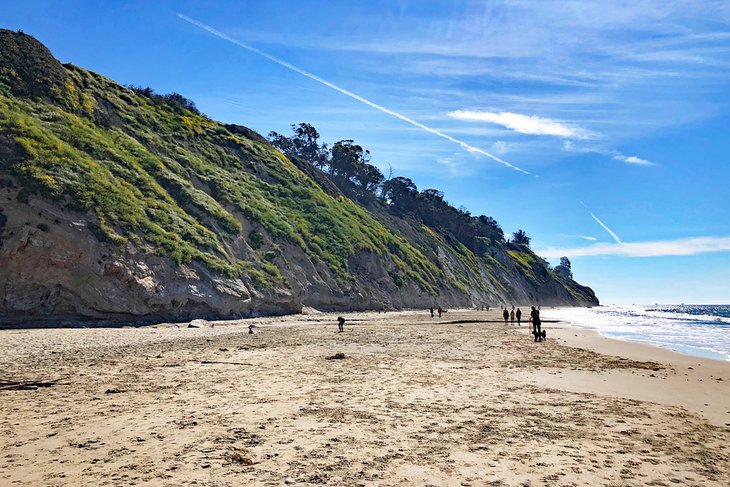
[268,123,531,250]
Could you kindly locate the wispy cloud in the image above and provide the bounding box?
[178,14,531,175]
[215,1,730,148]
[436,157,469,177]
[491,141,510,154]
[538,236,730,258]
[182,3,727,179]
[613,154,655,166]
[448,110,592,139]
[564,141,656,167]
[560,234,598,241]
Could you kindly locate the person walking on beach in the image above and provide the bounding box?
[530,306,542,341]
[430,307,434,318]
[503,308,509,325]
[510,309,515,325]
[437,306,445,318]
[516,308,522,325]
[337,316,346,333]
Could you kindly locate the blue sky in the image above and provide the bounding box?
[5,1,730,304]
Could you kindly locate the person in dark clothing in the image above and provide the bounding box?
[516,308,522,325]
[437,306,445,318]
[337,316,345,333]
[530,306,542,341]
[503,308,509,325]
[430,307,435,318]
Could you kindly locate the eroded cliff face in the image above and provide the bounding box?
[0,191,292,325]
[0,30,597,326]
[0,185,472,326]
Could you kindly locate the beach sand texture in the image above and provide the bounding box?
[1,309,729,486]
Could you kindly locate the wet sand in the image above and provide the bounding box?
[1,309,729,486]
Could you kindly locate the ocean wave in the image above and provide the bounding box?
[551,305,730,361]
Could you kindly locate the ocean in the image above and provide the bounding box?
[551,305,730,362]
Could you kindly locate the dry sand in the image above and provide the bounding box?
[1,309,729,486]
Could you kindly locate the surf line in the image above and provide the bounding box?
[177,13,531,175]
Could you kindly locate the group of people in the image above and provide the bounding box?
[502,305,545,342]
[334,305,545,341]
[502,306,522,325]
[429,306,446,318]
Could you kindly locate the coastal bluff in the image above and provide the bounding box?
[0,30,597,326]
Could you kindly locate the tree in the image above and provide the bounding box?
[477,215,505,242]
[330,139,369,179]
[511,229,531,246]
[381,176,418,211]
[352,163,384,193]
[268,123,329,168]
[554,256,573,279]
[267,131,295,157]
[420,189,444,202]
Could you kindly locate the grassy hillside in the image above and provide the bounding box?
[0,30,447,290]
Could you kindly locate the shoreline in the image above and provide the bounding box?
[543,305,730,363]
[1,309,729,485]
[516,323,730,427]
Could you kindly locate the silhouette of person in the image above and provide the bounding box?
[337,316,345,333]
[516,308,522,325]
[430,307,434,318]
[503,308,509,325]
[530,306,542,341]
[437,306,444,318]
[510,309,515,325]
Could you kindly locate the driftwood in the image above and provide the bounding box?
[0,379,59,391]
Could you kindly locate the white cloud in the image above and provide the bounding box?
[560,234,598,241]
[565,141,657,167]
[448,110,592,139]
[613,154,655,166]
[537,236,730,258]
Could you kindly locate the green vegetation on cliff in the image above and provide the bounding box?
[0,30,445,293]
[0,29,598,308]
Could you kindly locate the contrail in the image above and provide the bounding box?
[579,201,622,244]
[177,13,530,175]
[590,213,622,244]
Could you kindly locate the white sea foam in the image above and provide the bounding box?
[548,305,730,361]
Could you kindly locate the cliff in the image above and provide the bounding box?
[0,29,597,326]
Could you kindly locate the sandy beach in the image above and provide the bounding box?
[1,309,729,486]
